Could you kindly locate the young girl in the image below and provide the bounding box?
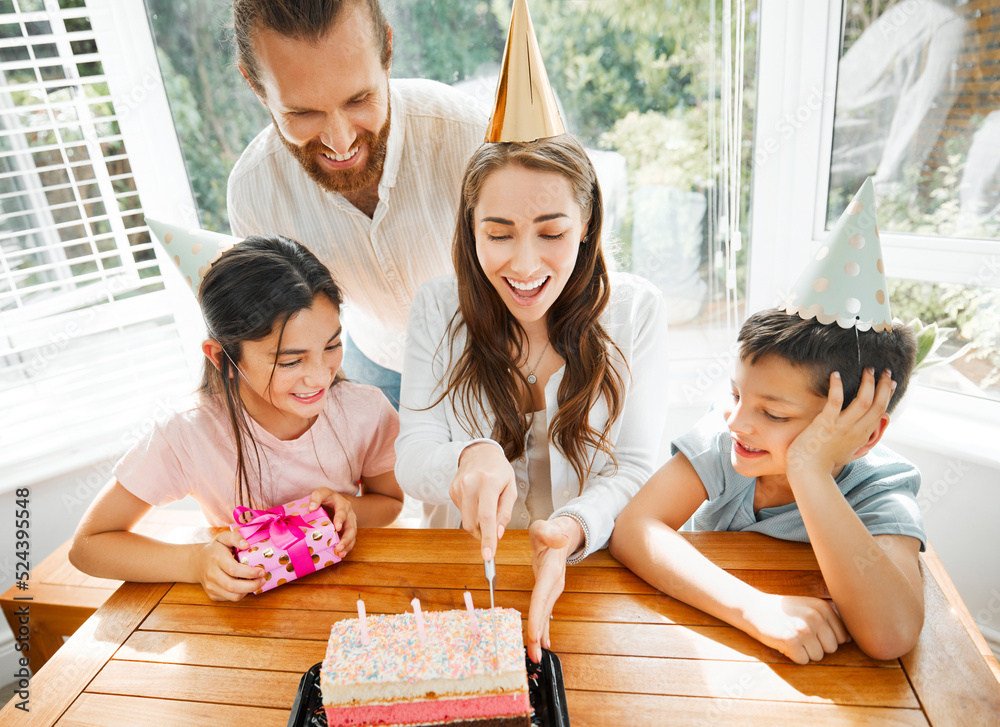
[396,134,669,660]
[70,234,404,601]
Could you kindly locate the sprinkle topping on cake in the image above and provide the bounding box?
[323,608,524,687]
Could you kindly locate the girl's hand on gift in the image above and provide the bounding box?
[309,488,358,557]
[195,530,265,602]
[450,442,518,562]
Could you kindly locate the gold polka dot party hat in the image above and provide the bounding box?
[146,217,238,297]
[779,177,892,332]
[485,0,565,143]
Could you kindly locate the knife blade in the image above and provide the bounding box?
[484,557,499,672]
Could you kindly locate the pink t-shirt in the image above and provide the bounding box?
[114,382,398,525]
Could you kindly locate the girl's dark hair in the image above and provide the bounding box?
[232,0,392,96]
[198,234,343,508]
[737,309,918,414]
[442,134,626,487]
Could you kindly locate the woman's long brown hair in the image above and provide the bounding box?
[443,134,626,487]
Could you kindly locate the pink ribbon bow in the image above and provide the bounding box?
[232,504,321,578]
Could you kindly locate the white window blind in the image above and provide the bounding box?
[0,0,200,487]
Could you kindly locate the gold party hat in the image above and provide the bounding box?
[146,217,238,297]
[485,0,565,143]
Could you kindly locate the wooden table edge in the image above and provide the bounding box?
[899,545,1000,727]
[0,581,170,726]
[920,544,1000,681]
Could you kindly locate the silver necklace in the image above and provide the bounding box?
[525,341,550,385]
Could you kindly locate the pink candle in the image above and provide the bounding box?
[411,597,427,644]
[463,591,480,636]
[356,598,370,646]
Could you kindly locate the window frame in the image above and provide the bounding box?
[0,0,204,491]
[750,0,1000,466]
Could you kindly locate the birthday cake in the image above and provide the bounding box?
[321,607,531,726]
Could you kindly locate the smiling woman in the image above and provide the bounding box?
[395,134,670,662]
[474,165,587,332]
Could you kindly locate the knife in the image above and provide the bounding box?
[484,557,499,672]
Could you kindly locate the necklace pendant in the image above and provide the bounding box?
[527,373,537,385]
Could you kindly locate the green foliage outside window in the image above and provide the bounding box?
[146,0,269,233]
[388,0,506,83]
[146,0,755,326]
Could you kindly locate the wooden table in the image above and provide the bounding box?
[1,510,212,674]
[3,529,998,726]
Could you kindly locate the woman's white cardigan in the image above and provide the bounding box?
[395,273,669,562]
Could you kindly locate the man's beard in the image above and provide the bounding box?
[274,99,391,196]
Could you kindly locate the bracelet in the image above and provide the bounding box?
[558,511,591,565]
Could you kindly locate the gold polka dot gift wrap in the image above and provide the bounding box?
[229,495,342,595]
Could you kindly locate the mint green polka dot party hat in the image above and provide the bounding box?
[779,177,892,332]
[146,218,238,297]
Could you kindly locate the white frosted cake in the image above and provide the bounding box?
[320,607,531,726]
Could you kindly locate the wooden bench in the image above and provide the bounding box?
[0,509,212,674]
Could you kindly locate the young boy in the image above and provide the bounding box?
[610,309,925,664]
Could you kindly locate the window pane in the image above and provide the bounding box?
[0,0,199,477]
[828,0,1000,239]
[890,278,1000,402]
[145,0,271,233]
[147,0,757,343]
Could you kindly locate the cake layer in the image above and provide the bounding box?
[324,673,526,707]
[322,714,530,727]
[322,608,527,706]
[325,692,532,726]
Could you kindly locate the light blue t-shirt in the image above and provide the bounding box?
[672,409,926,550]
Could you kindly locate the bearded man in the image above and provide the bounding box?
[228,0,487,406]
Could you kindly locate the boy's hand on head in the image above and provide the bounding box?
[787,368,896,476]
[196,530,266,602]
[744,592,850,665]
[309,488,357,557]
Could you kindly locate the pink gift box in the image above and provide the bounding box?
[229,496,342,594]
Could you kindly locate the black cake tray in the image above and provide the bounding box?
[288,648,570,727]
